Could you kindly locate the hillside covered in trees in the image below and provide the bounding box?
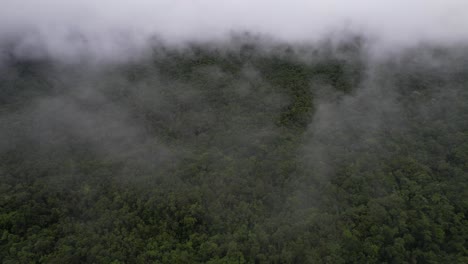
[1,37,467,263]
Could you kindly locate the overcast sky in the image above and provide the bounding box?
[2,0,468,60]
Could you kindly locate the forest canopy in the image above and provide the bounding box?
[0,36,467,263]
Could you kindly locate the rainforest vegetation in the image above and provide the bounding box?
[1,37,467,263]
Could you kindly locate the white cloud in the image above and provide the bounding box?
[1,0,467,60]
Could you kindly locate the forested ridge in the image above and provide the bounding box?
[0,38,467,263]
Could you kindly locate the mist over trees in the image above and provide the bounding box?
[0,35,467,263]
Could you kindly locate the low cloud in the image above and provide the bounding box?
[1,0,467,62]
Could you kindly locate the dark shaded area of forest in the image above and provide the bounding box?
[1,37,467,263]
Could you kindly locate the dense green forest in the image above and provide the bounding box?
[1,37,467,263]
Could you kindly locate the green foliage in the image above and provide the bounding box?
[0,40,467,263]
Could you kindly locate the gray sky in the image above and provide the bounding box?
[2,0,468,59]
